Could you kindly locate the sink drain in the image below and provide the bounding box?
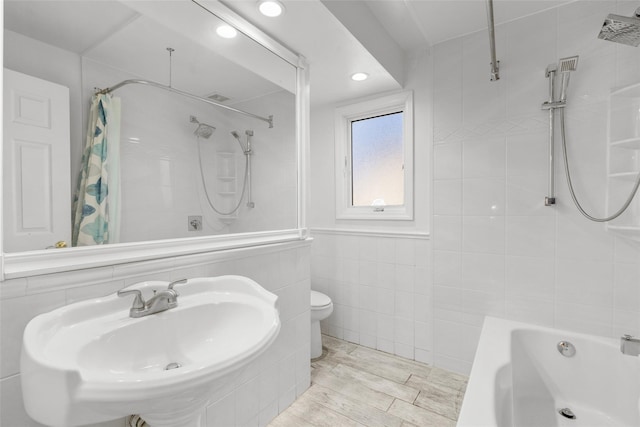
[165,362,182,370]
[559,408,576,420]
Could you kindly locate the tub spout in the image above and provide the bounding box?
[621,335,640,356]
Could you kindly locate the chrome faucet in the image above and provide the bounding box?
[118,279,187,318]
[620,334,640,356]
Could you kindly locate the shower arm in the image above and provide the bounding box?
[96,79,274,128]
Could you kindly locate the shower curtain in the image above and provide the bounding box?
[72,93,121,246]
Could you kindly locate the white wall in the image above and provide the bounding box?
[310,0,640,375]
[431,0,640,374]
[310,48,431,232]
[0,240,311,427]
[225,90,297,234]
[311,231,432,362]
[309,48,434,363]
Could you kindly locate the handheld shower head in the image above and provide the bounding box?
[231,131,241,139]
[598,8,640,47]
[558,56,579,103]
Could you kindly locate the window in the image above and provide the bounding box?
[335,91,413,220]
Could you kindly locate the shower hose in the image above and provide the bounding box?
[196,136,249,216]
[560,108,640,222]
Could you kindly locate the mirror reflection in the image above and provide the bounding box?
[3,0,298,253]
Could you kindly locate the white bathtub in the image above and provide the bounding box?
[458,317,640,427]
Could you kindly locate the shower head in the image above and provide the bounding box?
[231,131,241,139]
[558,56,578,73]
[558,56,579,103]
[598,8,640,47]
[194,123,215,139]
[190,115,216,139]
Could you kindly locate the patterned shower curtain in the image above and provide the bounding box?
[72,93,121,246]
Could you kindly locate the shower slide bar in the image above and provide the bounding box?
[96,79,274,128]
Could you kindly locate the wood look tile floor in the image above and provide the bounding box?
[269,335,468,427]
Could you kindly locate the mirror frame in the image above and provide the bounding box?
[0,0,310,280]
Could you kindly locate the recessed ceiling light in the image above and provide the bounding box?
[216,25,237,39]
[351,72,369,81]
[258,0,285,17]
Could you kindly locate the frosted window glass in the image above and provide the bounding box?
[351,111,404,207]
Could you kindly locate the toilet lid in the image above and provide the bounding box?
[310,290,332,308]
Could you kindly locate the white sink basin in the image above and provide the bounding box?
[21,275,280,427]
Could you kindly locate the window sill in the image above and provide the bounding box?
[336,206,413,221]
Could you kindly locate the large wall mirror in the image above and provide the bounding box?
[2,0,305,277]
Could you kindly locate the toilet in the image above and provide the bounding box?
[310,290,333,359]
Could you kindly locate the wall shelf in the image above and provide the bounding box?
[609,172,640,181]
[606,82,640,241]
[215,151,238,222]
[611,83,640,97]
[610,137,640,149]
[606,225,640,240]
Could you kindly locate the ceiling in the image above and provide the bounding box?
[222,0,573,105]
[3,0,574,106]
[4,0,293,105]
[221,0,404,106]
[364,0,574,50]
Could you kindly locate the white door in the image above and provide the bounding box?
[3,68,71,252]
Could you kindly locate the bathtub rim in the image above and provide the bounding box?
[457,316,512,427]
[456,316,637,427]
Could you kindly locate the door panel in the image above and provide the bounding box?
[3,68,71,252]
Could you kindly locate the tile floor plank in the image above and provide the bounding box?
[322,335,359,354]
[311,365,396,411]
[286,395,366,427]
[304,384,404,427]
[427,367,468,392]
[330,364,419,403]
[350,346,432,382]
[268,411,317,427]
[388,399,456,427]
[319,339,428,385]
[269,336,468,427]
[412,383,460,421]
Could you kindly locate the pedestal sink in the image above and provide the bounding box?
[20,275,280,427]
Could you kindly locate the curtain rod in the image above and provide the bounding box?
[486,0,500,81]
[95,79,274,128]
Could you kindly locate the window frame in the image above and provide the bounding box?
[334,90,414,220]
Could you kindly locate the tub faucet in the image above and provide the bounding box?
[620,334,640,356]
[118,279,187,318]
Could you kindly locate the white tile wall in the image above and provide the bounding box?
[0,240,311,427]
[432,0,640,374]
[81,58,297,242]
[309,0,639,377]
[310,231,433,364]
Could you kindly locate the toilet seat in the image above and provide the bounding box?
[311,290,332,309]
